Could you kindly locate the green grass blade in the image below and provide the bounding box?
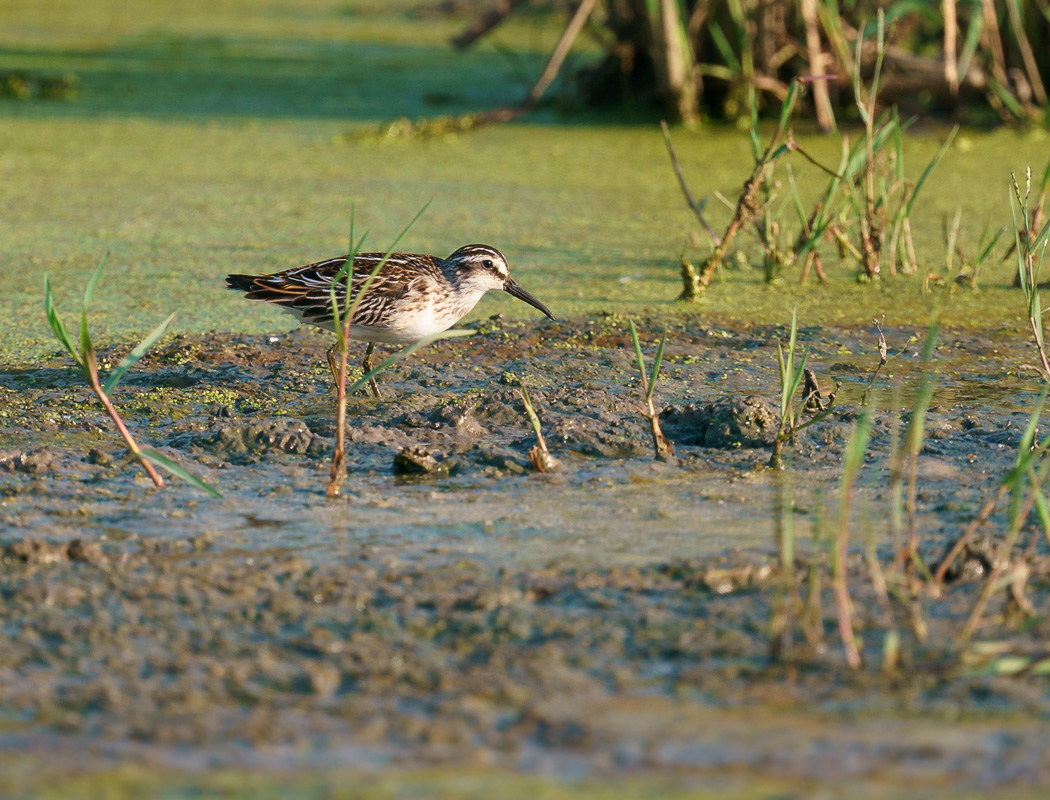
[790,346,810,395]
[748,85,761,162]
[103,312,176,395]
[793,405,836,434]
[628,319,646,379]
[1039,158,1050,196]
[329,226,371,348]
[776,342,789,415]
[841,406,874,488]
[140,448,223,498]
[976,225,1006,265]
[852,24,867,124]
[1011,185,1029,294]
[956,0,984,82]
[345,201,431,325]
[775,81,799,135]
[905,126,958,218]
[346,329,473,396]
[647,332,667,402]
[1016,388,1047,463]
[707,21,740,74]
[787,166,807,226]
[891,108,905,184]
[79,308,94,372]
[1033,215,1050,255]
[905,325,939,455]
[44,275,83,366]
[842,122,899,183]
[987,75,1026,118]
[82,251,109,312]
[867,10,886,113]
[1029,467,1050,535]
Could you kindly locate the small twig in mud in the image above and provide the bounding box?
[519,383,559,473]
[628,320,674,462]
[861,316,889,404]
[44,254,220,497]
[961,531,1037,643]
[827,221,864,262]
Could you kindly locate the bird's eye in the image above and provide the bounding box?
[483,259,493,268]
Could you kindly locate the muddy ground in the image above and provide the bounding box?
[2,314,1050,794]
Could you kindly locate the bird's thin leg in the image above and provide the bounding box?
[361,342,380,398]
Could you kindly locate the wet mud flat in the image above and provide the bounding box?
[2,315,1050,795]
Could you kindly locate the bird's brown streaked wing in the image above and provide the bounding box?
[290,253,439,326]
[227,252,443,328]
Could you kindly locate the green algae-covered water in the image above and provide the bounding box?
[4,3,1050,799]
[2,0,1049,365]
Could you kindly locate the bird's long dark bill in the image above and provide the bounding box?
[504,278,555,320]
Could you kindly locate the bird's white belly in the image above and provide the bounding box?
[351,302,471,345]
[280,287,485,345]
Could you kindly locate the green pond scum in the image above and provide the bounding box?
[1,1,1050,365]
[3,1,1050,798]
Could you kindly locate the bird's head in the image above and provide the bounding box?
[447,244,555,320]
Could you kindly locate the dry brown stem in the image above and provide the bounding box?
[651,0,700,124]
[325,329,352,498]
[695,135,798,291]
[942,0,959,99]
[524,0,599,110]
[1004,0,1047,106]
[648,409,675,462]
[85,362,164,489]
[660,120,721,247]
[801,0,832,131]
[519,385,560,473]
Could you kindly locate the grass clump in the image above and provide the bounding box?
[667,13,959,295]
[519,381,559,473]
[627,320,674,463]
[44,254,221,497]
[768,306,836,470]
